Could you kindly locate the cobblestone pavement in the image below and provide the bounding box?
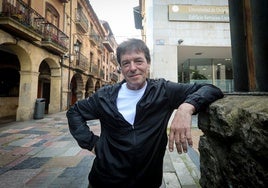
[0,112,201,188]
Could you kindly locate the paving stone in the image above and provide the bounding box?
[187,147,200,170]
[0,167,9,175]
[163,150,175,172]
[27,146,46,156]
[0,153,22,167]
[25,168,65,188]
[9,138,34,147]
[0,169,41,187]
[35,146,68,157]
[6,155,29,168]
[0,134,27,146]
[76,155,94,167]
[163,172,181,188]
[60,146,82,156]
[32,139,48,147]
[43,156,84,168]
[0,111,202,187]
[0,132,11,138]
[169,152,200,187]
[11,157,51,170]
[20,129,49,135]
[11,146,33,155]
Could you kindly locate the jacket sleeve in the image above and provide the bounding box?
[183,83,224,113]
[66,96,100,150]
[166,81,224,113]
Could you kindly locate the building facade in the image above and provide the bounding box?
[0,0,119,121]
[139,0,232,93]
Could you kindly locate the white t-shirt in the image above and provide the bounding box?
[117,82,147,125]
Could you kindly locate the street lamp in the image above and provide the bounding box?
[73,42,80,54]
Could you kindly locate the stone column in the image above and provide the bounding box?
[16,71,39,121]
[49,68,61,113]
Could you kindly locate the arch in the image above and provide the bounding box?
[38,61,51,114]
[95,80,101,91]
[85,77,94,98]
[70,73,84,105]
[0,46,20,120]
[38,57,61,114]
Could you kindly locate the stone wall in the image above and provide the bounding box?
[0,97,18,118]
[198,95,268,187]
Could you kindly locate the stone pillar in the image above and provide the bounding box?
[49,68,61,113]
[16,71,39,121]
[228,0,249,91]
[250,0,268,91]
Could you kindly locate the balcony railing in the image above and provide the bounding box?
[100,69,104,79]
[75,8,88,33]
[42,22,69,52]
[110,72,119,82]
[89,29,100,46]
[89,63,99,77]
[0,0,44,40]
[98,43,104,53]
[75,52,88,72]
[103,37,115,52]
[0,0,69,54]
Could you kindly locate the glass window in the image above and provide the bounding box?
[180,58,233,92]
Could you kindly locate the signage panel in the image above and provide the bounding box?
[169,5,229,22]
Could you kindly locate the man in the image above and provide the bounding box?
[66,38,223,188]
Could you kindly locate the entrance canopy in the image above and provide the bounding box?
[177,45,232,65]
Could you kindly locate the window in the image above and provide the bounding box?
[45,3,59,27]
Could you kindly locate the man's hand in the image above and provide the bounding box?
[91,146,96,155]
[168,103,195,154]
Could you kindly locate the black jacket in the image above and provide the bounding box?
[66,78,223,188]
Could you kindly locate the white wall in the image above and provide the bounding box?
[144,0,230,82]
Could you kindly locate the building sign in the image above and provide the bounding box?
[169,5,229,22]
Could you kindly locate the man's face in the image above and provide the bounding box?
[120,50,150,90]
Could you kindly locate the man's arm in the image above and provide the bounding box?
[66,98,99,151]
[168,103,195,153]
[168,83,224,154]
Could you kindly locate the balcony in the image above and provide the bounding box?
[110,72,119,82]
[89,29,100,46]
[89,63,99,77]
[0,0,44,41]
[75,8,88,33]
[0,0,69,55]
[98,43,104,53]
[103,37,114,52]
[41,22,68,54]
[100,69,104,79]
[110,53,117,64]
[74,52,88,72]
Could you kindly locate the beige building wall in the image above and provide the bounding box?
[0,0,119,121]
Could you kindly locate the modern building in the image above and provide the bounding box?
[137,0,232,92]
[0,0,119,121]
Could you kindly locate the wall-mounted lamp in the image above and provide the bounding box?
[178,39,184,45]
[73,42,80,54]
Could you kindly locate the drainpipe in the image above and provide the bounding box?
[67,0,73,109]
